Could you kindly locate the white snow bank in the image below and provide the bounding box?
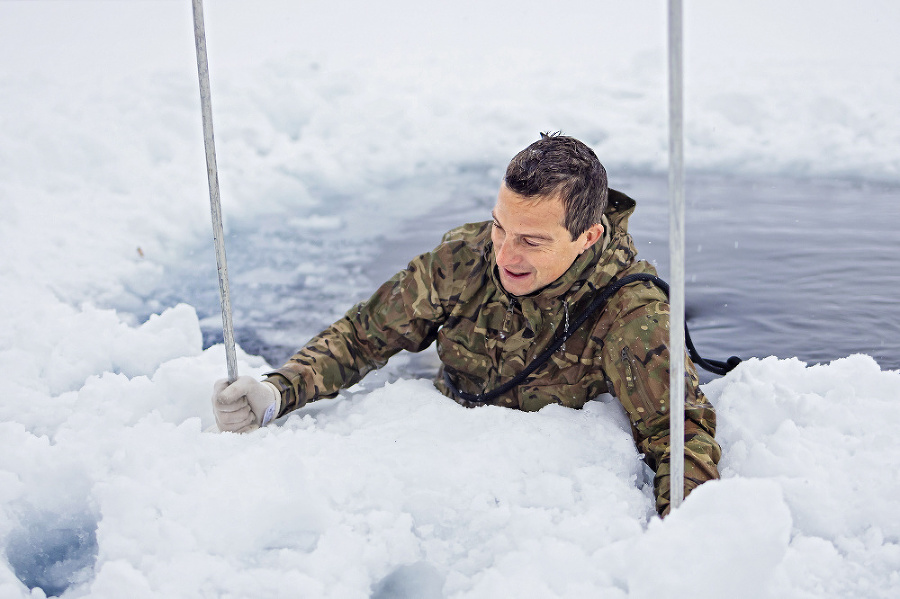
[707,355,900,597]
[627,478,791,599]
[1,303,898,597]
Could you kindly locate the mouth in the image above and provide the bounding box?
[502,268,531,281]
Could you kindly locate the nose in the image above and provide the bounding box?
[495,237,520,268]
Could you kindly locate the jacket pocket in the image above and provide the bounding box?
[619,347,662,422]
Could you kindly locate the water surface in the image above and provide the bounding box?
[153,171,900,382]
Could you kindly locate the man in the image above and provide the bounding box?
[213,133,721,515]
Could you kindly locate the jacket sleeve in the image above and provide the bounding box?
[265,250,449,416]
[599,279,721,516]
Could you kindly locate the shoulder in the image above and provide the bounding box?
[595,261,669,327]
[398,221,492,296]
[440,221,492,247]
[428,221,493,272]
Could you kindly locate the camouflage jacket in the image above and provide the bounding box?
[266,189,721,514]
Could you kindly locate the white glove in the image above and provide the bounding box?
[212,376,281,433]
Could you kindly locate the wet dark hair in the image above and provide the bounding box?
[504,132,608,239]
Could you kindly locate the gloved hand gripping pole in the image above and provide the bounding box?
[192,0,238,382]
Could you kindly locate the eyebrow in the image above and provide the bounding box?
[491,211,555,242]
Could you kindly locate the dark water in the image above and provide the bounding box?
[156,171,900,380]
[622,174,900,378]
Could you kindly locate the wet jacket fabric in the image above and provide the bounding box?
[266,189,721,513]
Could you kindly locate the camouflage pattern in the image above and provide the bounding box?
[266,189,720,514]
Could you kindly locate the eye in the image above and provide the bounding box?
[523,238,540,247]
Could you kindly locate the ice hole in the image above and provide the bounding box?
[370,561,444,599]
[5,512,99,598]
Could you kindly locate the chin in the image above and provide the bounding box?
[501,276,537,296]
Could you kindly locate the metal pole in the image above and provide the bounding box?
[192,0,238,382]
[667,0,686,511]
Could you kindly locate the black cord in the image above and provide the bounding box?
[444,273,741,404]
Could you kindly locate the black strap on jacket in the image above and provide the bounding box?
[443,273,742,405]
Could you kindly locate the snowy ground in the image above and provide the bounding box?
[1,1,899,597]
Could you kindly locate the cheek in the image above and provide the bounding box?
[541,248,579,276]
[524,252,552,275]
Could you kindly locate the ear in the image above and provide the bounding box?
[579,223,605,252]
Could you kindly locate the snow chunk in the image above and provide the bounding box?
[628,479,791,599]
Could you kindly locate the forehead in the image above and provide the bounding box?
[493,184,567,232]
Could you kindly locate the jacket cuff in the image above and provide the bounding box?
[260,381,282,421]
[264,370,304,418]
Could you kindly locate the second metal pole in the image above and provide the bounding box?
[192,0,238,382]
[667,0,686,511]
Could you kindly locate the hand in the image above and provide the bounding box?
[212,376,280,433]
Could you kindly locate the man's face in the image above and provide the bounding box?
[491,184,604,296]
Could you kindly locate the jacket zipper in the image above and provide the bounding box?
[499,298,516,340]
[621,347,637,392]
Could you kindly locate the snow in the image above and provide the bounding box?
[1,1,899,597]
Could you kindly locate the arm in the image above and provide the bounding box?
[599,280,721,516]
[265,250,449,416]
